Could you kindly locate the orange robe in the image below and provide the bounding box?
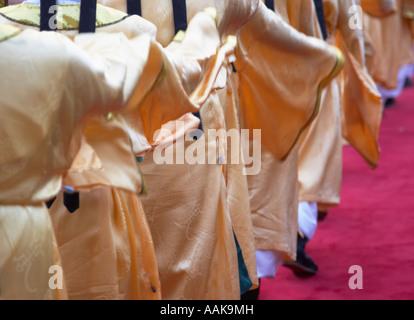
[51,8,201,300]
[136,11,246,300]
[0,3,203,300]
[56,28,203,298]
[99,1,262,298]
[320,0,383,169]
[0,26,142,300]
[235,1,344,261]
[299,0,383,208]
[272,0,344,208]
[99,0,343,285]
[364,0,414,90]
[217,70,259,289]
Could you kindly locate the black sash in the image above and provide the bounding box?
[63,190,80,214]
[46,191,80,214]
[313,0,328,41]
[264,0,274,11]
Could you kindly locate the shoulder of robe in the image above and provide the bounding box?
[361,0,398,18]
[0,3,127,30]
[0,24,20,42]
[402,0,414,19]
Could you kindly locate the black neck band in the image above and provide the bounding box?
[313,0,328,41]
[79,1,97,33]
[127,0,142,16]
[40,0,57,31]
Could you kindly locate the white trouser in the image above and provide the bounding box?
[377,64,414,101]
[255,250,285,279]
[298,201,318,241]
[255,201,319,279]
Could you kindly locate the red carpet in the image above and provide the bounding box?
[260,78,414,300]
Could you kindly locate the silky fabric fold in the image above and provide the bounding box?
[93,4,264,290]
[235,1,344,160]
[0,27,135,300]
[136,10,244,300]
[363,0,414,90]
[323,0,383,168]
[0,3,196,300]
[269,0,344,210]
[234,1,344,262]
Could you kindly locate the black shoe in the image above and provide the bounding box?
[282,234,318,278]
[384,98,396,108]
[404,77,413,88]
[282,253,319,278]
[318,211,328,222]
[241,279,261,300]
